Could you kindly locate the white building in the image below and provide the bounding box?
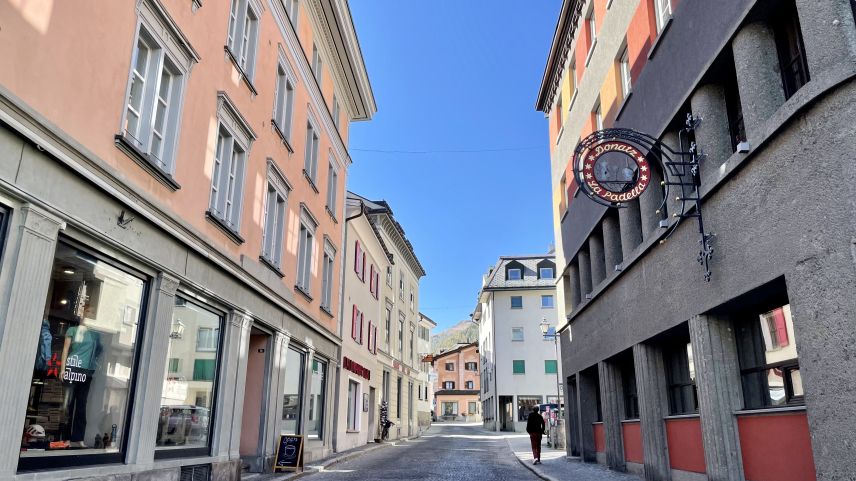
[416,313,437,430]
[474,254,562,432]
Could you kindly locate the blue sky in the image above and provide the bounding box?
[347,1,561,332]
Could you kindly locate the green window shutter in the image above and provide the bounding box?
[168,358,180,373]
[545,360,558,374]
[193,359,216,381]
[513,360,525,374]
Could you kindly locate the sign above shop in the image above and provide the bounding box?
[343,357,371,380]
[571,121,715,281]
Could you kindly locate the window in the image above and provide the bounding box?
[351,305,363,344]
[311,43,323,85]
[665,341,698,415]
[0,206,7,261]
[556,93,563,132]
[386,266,392,286]
[367,322,378,354]
[354,241,364,279]
[541,295,555,308]
[307,359,326,439]
[725,75,746,152]
[282,347,305,434]
[510,296,523,309]
[545,360,558,374]
[593,100,603,131]
[120,1,196,177]
[21,242,147,467]
[227,0,260,79]
[585,7,597,55]
[622,361,639,419]
[296,207,317,294]
[347,379,360,431]
[465,381,474,389]
[261,165,289,267]
[371,267,380,299]
[332,96,341,130]
[619,45,631,99]
[399,272,405,299]
[168,358,180,373]
[773,5,810,100]
[654,0,672,33]
[511,327,524,342]
[398,315,404,355]
[320,241,335,311]
[409,326,415,363]
[326,160,338,218]
[273,62,296,142]
[513,360,526,374]
[539,267,555,279]
[193,359,217,383]
[385,307,392,348]
[445,362,455,371]
[209,95,254,235]
[443,381,455,389]
[736,304,803,409]
[196,326,219,351]
[304,120,320,184]
[382,371,390,402]
[442,402,458,416]
[507,268,522,280]
[517,396,541,421]
[396,376,402,418]
[409,289,415,311]
[468,401,478,414]
[283,0,298,26]
[465,362,478,371]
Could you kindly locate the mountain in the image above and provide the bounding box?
[431,320,479,353]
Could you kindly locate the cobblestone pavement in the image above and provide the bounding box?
[505,432,638,481]
[302,422,540,481]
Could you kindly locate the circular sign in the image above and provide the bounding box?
[576,139,651,206]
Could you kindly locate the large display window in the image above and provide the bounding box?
[19,241,147,470]
[281,347,305,434]
[306,358,326,439]
[155,296,223,457]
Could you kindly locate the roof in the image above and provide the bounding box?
[482,255,557,290]
[434,390,480,396]
[432,341,478,361]
[535,0,583,112]
[419,312,438,327]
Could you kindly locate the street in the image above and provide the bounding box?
[304,423,539,481]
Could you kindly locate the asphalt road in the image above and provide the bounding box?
[304,423,540,481]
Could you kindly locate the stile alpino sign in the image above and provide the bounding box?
[571,116,715,281]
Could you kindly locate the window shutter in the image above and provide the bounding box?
[773,308,790,347]
[359,312,365,344]
[361,253,366,281]
[373,325,378,353]
[352,305,358,341]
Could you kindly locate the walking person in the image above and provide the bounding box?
[526,405,546,464]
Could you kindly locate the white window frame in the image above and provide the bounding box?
[120,0,198,176]
[511,327,524,342]
[619,45,631,99]
[507,268,522,280]
[261,162,291,267]
[326,158,338,219]
[311,43,323,85]
[540,267,555,279]
[585,6,597,64]
[304,116,321,184]
[209,94,255,234]
[332,96,341,130]
[399,272,405,299]
[273,47,298,143]
[283,0,298,27]
[386,266,393,286]
[347,378,361,431]
[226,0,262,80]
[594,100,603,131]
[296,205,318,293]
[541,295,555,309]
[320,238,336,310]
[655,0,672,33]
[443,381,455,390]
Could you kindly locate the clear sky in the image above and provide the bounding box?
[347,1,561,332]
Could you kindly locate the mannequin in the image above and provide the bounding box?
[60,297,102,448]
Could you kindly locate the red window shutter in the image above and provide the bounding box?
[361,253,366,281]
[352,305,358,341]
[774,308,790,347]
[360,313,365,344]
[369,265,374,293]
[354,241,361,275]
[374,325,378,353]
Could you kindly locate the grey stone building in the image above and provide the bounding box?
[537,0,856,480]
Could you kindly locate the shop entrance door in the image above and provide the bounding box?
[367,387,376,444]
[499,396,514,432]
[239,327,273,473]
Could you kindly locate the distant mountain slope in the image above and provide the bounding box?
[431,320,479,353]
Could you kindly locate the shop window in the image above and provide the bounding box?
[346,379,360,431]
[20,241,147,469]
[517,396,541,421]
[282,347,306,434]
[665,341,698,415]
[157,296,223,454]
[307,359,326,439]
[622,362,639,420]
[736,304,803,409]
[442,402,458,416]
[773,3,810,100]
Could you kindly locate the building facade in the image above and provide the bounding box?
[474,255,561,432]
[347,193,426,441]
[537,0,856,480]
[431,342,481,422]
[0,0,374,479]
[416,313,437,430]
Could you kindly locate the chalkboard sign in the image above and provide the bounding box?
[273,434,304,472]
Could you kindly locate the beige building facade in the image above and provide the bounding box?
[0,0,374,479]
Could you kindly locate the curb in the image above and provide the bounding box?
[504,438,561,481]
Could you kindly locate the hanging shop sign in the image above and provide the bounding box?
[571,120,715,281]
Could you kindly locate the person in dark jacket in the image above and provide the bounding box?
[526,405,546,464]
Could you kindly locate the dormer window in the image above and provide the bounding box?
[537,259,557,279]
[507,268,522,280]
[505,260,526,281]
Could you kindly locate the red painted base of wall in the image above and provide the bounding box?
[593,422,605,453]
[737,411,816,481]
[622,421,644,463]
[665,417,706,474]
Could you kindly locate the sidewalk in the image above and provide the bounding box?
[505,434,638,481]
[245,436,417,480]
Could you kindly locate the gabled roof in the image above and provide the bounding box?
[482,254,557,290]
[432,341,478,362]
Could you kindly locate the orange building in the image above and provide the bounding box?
[0,0,373,479]
[431,342,480,422]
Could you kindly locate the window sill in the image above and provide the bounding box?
[325,205,338,224]
[294,284,313,301]
[303,169,319,193]
[620,419,641,423]
[556,125,565,145]
[271,120,295,153]
[320,305,333,317]
[205,210,245,245]
[224,45,258,95]
[585,39,597,67]
[345,430,361,434]
[259,255,285,278]
[734,405,806,416]
[114,134,181,191]
[647,17,673,60]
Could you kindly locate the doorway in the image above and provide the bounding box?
[499,396,515,432]
[368,387,376,444]
[240,327,272,473]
